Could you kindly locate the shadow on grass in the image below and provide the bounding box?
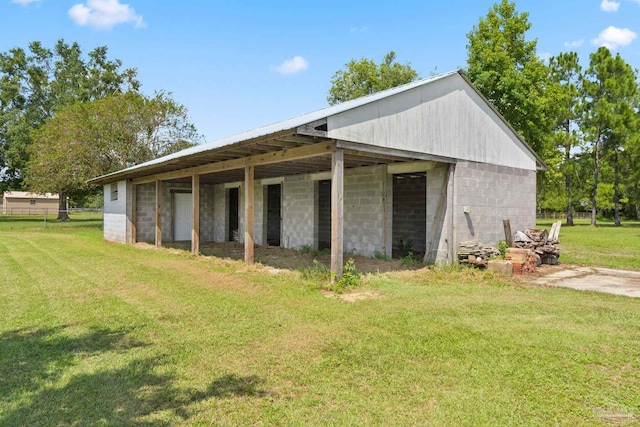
[0,326,267,426]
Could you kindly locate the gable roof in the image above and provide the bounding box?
[90,70,544,185]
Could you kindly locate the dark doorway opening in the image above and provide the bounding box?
[392,173,426,259]
[228,187,239,242]
[317,180,331,251]
[266,184,281,246]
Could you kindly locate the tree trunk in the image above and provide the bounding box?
[613,146,621,227]
[57,191,70,221]
[591,138,600,226]
[564,131,574,226]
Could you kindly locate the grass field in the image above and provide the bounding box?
[538,218,640,271]
[0,214,639,425]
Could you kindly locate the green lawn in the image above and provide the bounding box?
[0,216,639,425]
[537,218,640,271]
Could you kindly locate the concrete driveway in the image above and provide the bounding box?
[533,266,640,298]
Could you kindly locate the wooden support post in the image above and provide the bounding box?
[244,166,254,265]
[331,149,344,282]
[503,218,513,247]
[155,179,162,248]
[424,165,451,264]
[192,174,200,254]
[131,183,137,244]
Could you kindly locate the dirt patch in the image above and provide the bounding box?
[164,241,422,274]
[322,290,382,303]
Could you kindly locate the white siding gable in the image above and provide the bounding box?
[327,73,538,171]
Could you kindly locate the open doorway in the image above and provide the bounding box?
[392,172,426,259]
[227,187,239,242]
[265,184,282,246]
[317,179,331,251]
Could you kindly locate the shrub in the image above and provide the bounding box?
[296,244,314,254]
[330,258,361,293]
[498,240,509,258]
[373,250,390,261]
[301,259,330,282]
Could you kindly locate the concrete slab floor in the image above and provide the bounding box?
[533,265,640,298]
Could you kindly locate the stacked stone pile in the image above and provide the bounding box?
[457,241,500,267]
[513,221,561,265]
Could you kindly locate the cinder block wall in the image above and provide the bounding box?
[454,161,536,246]
[282,175,315,249]
[200,183,215,241]
[136,183,156,243]
[425,165,450,263]
[135,181,216,243]
[344,165,385,256]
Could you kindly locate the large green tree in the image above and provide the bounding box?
[327,51,419,105]
[27,92,201,220]
[548,52,583,225]
[581,47,638,226]
[465,0,554,157]
[0,39,139,192]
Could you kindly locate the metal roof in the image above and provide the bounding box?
[89,71,460,184]
[89,69,544,185]
[3,191,59,199]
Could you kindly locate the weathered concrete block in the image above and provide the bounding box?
[488,260,513,275]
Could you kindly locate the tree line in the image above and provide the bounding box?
[0,40,201,220]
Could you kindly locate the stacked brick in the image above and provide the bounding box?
[504,248,537,275]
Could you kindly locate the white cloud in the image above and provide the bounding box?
[11,0,42,5]
[591,26,637,49]
[276,56,308,75]
[601,0,620,11]
[68,0,145,30]
[538,52,551,63]
[564,39,584,48]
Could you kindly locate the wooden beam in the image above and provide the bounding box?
[331,149,344,282]
[131,183,137,244]
[133,140,336,185]
[387,161,437,174]
[424,166,451,263]
[296,118,328,137]
[155,179,162,248]
[244,166,255,265]
[336,140,457,164]
[192,174,200,254]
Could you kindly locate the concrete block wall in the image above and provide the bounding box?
[134,181,215,244]
[199,183,216,242]
[135,183,156,243]
[343,165,385,256]
[282,175,315,249]
[212,184,226,242]
[453,161,536,246]
[253,183,264,246]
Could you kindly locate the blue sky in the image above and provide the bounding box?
[2,0,640,142]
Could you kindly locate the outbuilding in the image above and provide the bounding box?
[2,191,61,215]
[90,70,543,277]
